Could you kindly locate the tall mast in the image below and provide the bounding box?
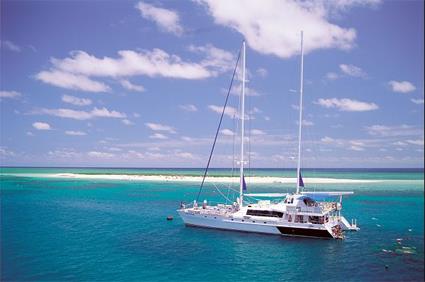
[239,41,246,206]
[296,31,304,195]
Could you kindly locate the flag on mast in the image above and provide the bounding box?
[242,175,247,191]
[299,172,305,187]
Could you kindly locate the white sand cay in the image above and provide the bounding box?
[5,173,382,184]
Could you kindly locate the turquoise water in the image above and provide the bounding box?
[1,168,424,281]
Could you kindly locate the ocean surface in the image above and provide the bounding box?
[1,167,424,281]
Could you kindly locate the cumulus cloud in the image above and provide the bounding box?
[321,136,335,144]
[188,44,235,74]
[0,90,21,99]
[195,0,381,59]
[122,119,134,126]
[149,133,168,139]
[208,105,239,118]
[33,122,51,130]
[135,1,183,35]
[36,70,110,92]
[349,145,364,151]
[34,107,126,120]
[145,122,176,133]
[120,80,145,92]
[65,130,87,136]
[179,104,198,112]
[388,80,416,93]
[315,98,378,111]
[249,129,265,136]
[339,64,367,78]
[62,94,92,106]
[220,129,235,136]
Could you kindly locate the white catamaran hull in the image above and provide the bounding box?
[178,210,335,238]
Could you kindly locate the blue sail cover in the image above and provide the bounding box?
[299,172,305,187]
[243,175,247,191]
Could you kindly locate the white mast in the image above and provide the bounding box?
[239,41,246,206]
[296,31,304,195]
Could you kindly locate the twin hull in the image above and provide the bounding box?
[178,210,334,239]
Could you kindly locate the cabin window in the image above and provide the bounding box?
[246,209,283,218]
[295,215,305,223]
[302,197,316,207]
[308,216,324,224]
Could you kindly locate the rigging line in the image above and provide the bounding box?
[196,48,242,202]
[212,182,234,203]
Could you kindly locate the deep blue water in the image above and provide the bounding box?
[1,168,424,281]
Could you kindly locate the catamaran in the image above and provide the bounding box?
[178,33,359,239]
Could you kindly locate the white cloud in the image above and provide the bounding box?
[35,107,126,120]
[135,1,183,35]
[189,44,235,74]
[65,130,87,136]
[27,131,34,136]
[230,83,261,97]
[1,40,21,52]
[36,44,236,93]
[411,98,424,104]
[174,151,196,159]
[315,98,378,111]
[349,145,364,151]
[133,113,141,118]
[36,70,110,92]
[33,122,51,130]
[220,129,235,136]
[256,68,268,77]
[0,147,15,157]
[88,151,114,158]
[350,141,365,146]
[149,133,168,139]
[195,0,378,59]
[339,64,367,78]
[325,72,339,80]
[61,94,92,106]
[365,124,423,137]
[179,104,198,112]
[40,49,218,81]
[0,90,21,99]
[208,105,241,119]
[145,122,176,133]
[388,80,416,93]
[251,129,266,135]
[296,119,314,126]
[122,119,134,126]
[406,139,424,146]
[120,80,145,92]
[392,141,407,146]
[321,136,335,144]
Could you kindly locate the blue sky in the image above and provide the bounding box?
[0,0,423,168]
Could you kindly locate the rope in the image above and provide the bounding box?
[196,48,242,202]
